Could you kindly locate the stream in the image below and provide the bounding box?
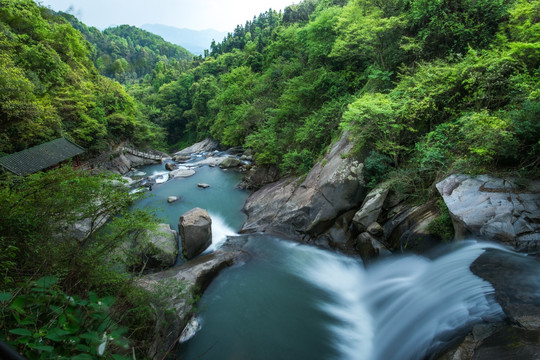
[130,154,530,360]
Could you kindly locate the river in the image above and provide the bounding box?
[131,157,529,360]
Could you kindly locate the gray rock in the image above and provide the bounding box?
[139,224,179,269]
[241,133,366,238]
[436,175,540,251]
[239,165,281,190]
[471,249,540,331]
[170,168,196,178]
[174,138,218,156]
[367,222,384,237]
[197,183,210,189]
[353,185,390,232]
[179,208,212,259]
[173,155,191,162]
[219,157,242,168]
[165,162,176,171]
[383,203,441,253]
[318,210,357,249]
[353,232,389,261]
[167,196,179,203]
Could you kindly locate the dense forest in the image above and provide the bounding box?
[0,0,539,358]
[0,0,171,155]
[59,13,193,83]
[132,0,539,186]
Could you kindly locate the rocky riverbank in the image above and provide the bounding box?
[130,137,540,360]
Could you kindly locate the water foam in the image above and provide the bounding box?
[295,241,505,360]
[204,213,237,252]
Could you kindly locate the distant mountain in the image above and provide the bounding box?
[141,24,228,55]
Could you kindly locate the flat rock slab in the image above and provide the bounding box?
[170,168,196,178]
[138,244,249,360]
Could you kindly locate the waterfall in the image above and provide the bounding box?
[299,241,505,360]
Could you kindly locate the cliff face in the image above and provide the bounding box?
[241,133,366,239]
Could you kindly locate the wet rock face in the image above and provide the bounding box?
[436,175,540,253]
[179,208,212,259]
[440,249,540,360]
[470,249,540,331]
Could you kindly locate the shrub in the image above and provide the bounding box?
[363,151,393,187]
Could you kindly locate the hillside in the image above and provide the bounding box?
[59,13,193,83]
[0,0,164,154]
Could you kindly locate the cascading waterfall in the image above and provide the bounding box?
[205,213,237,252]
[180,237,507,360]
[299,241,505,360]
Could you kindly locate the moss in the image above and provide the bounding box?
[427,199,455,241]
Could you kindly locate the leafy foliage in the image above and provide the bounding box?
[0,0,164,154]
[1,277,130,359]
[0,166,161,357]
[59,14,193,83]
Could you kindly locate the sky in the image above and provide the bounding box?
[38,0,296,32]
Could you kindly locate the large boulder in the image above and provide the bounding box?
[179,208,212,259]
[439,249,540,360]
[174,138,218,156]
[241,133,366,238]
[219,157,242,168]
[436,175,540,252]
[141,224,178,269]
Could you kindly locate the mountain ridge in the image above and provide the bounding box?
[141,24,228,55]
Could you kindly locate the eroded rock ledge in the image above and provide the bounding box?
[138,238,250,360]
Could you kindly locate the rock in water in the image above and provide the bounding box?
[165,162,176,171]
[219,157,242,168]
[170,168,196,178]
[179,208,212,259]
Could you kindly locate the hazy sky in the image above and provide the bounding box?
[38,0,296,32]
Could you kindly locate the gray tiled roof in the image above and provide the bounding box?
[0,138,85,176]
